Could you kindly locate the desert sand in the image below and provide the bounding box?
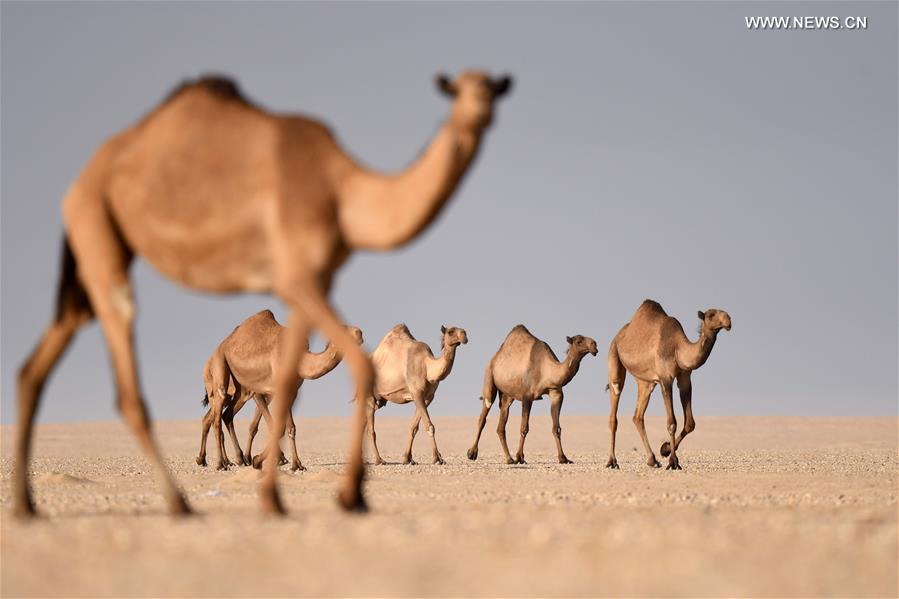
[1,414,896,597]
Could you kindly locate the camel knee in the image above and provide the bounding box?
[109,283,136,323]
[427,424,435,438]
[17,365,43,408]
[684,420,695,434]
[554,426,562,438]
[609,416,618,432]
[632,415,643,428]
[287,425,296,440]
[667,420,677,436]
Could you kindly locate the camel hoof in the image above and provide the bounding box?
[666,457,682,470]
[278,455,289,466]
[259,489,286,516]
[216,463,228,472]
[290,463,306,473]
[434,457,446,466]
[559,456,573,464]
[375,458,388,466]
[402,458,416,466]
[12,498,38,520]
[242,452,253,465]
[168,494,192,516]
[337,489,368,514]
[252,455,264,470]
[466,448,478,461]
[605,458,619,469]
[648,457,661,468]
[196,456,207,467]
[660,442,672,458]
[515,456,526,465]
[505,457,516,465]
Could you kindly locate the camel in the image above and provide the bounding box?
[367,324,468,465]
[605,299,732,470]
[195,309,363,472]
[467,325,597,464]
[14,70,512,518]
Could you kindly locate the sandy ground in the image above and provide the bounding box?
[1,414,896,597]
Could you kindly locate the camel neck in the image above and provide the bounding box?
[552,350,585,387]
[334,120,483,251]
[677,328,718,372]
[426,343,458,383]
[298,343,342,380]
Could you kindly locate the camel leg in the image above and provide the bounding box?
[496,394,515,464]
[244,397,264,465]
[660,380,681,470]
[208,360,234,470]
[224,389,250,466]
[467,401,491,461]
[251,396,289,468]
[633,380,660,468]
[606,345,626,469]
[258,308,307,515]
[78,259,189,512]
[662,373,695,458]
[264,284,372,514]
[286,409,306,472]
[196,406,214,467]
[412,391,444,465]
[402,410,421,465]
[514,398,532,464]
[366,400,387,465]
[14,275,92,517]
[549,389,572,464]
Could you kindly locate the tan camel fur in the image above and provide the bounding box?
[367,324,468,465]
[605,300,731,470]
[14,70,512,518]
[195,309,363,472]
[467,325,598,464]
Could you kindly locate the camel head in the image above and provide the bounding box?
[440,325,468,348]
[697,309,732,334]
[565,335,598,357]
[345,325,364,346]
[436,70,513,131]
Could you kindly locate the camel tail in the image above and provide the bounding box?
[605,384,610,392]
[481,366,497,408]
[54,235,92,322]
[201,392,209,408]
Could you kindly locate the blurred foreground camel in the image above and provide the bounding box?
[468,326,597,464]
[368,324,468,465]
[15,70,512,518]
[605,300,731,470]
[195,309,362,472]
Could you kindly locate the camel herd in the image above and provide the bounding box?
[195,300,729,476]
[14,70,731,519]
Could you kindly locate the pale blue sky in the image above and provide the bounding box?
[1,1,896,424]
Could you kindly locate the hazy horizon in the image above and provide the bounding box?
[2,1,896,425]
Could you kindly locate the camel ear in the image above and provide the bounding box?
[566,336,573,344]
[491,75,513,97]
[697,311,705,321]
[436,74,456,97]
[441,325,447,334]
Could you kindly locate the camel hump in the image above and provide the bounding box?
[389,323,414,339]
[500,324,539,353]
[637,299,667,316]
[509,324,533,337]
[251,308,276,321]
[164,74,252,107]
